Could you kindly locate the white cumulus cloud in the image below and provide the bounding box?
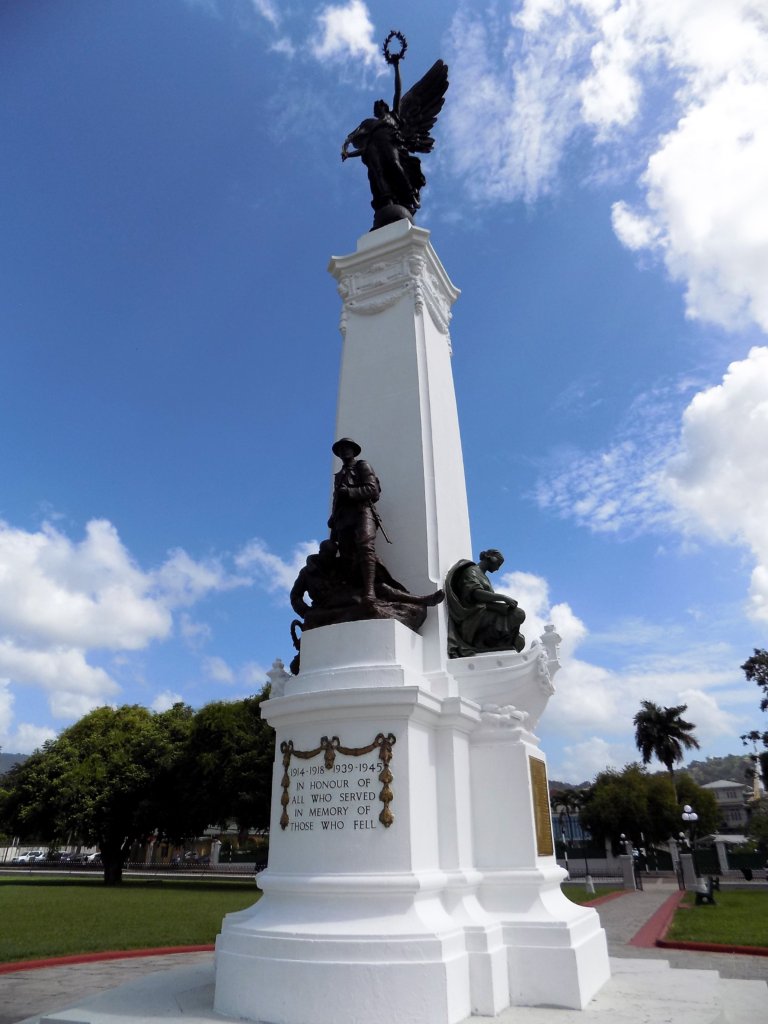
[250,0,279,28]
[537,349,768,622]
[444,6,586,204]
[496,569,587,660]
[0,680,57,755]
[0,640,117,704]
[535,383,685,535]
[151,689,185,713]
[491,568,744,781]
[0,517,249,730]
[446,0,768,334]
[662,347,768,622]
[0,680,13,738]
[558,736,627,784]
[311,1,379,66]
[0,519,169,651]
[235,537,318,594]
[204,655,235,684]
[203,655,270,690]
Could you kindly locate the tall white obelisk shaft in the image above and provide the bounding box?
[328,220,470,672]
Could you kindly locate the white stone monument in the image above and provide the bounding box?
[214,220,610,1024]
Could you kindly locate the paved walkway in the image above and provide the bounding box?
[1,880,766,1024]
[594,879,768,980]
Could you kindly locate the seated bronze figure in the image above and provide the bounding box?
[445,549,526,658]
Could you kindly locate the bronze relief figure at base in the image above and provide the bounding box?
[445,549,526,659]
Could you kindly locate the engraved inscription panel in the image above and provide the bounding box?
[279,733,396,833]
[529,755,554,857]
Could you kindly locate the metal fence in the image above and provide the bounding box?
[559,862,623,885]
[1,858,266,878]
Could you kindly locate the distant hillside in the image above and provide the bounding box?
[549,755,755,792]
[0,752,27,775]
[683,754,754,787]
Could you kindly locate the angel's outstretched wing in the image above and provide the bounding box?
[398,60,449,154]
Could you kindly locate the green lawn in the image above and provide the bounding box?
[666,891,768,948]
[0,877,260,963]
[563,885,623,904]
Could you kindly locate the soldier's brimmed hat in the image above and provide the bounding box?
[332,437,361,457]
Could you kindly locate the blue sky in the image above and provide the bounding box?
[1,0,767,783]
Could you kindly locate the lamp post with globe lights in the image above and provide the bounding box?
[617,832,639,890]
[682,804,699,876]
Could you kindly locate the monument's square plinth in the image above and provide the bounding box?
[215,610,608,1024]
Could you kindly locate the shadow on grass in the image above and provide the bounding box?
[0,877,257,893]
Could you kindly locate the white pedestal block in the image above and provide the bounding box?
[215,622,506,1024]
[215,623,609,1022]
[469,714,610,1009]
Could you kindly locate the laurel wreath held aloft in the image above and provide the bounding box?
[383,30,407,65]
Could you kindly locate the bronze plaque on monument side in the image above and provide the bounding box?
[529,755,554,856]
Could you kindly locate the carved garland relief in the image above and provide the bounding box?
[335,250,453,338]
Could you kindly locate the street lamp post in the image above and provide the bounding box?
[676,830,688,863]
[618,832,637,891]
[583,845,594,894]
[561,829,569,878]
[681,804,699,876]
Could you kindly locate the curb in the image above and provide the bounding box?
[656,938,768,957]
[585,890,629,907]
[0,945,214,975]
[627,889,768,957]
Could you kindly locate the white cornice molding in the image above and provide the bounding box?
[329,222,460,342]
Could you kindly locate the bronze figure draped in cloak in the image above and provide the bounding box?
[445,549,526,658]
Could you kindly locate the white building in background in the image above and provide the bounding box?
[702,779,750,831]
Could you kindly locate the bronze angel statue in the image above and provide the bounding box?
[341,32,448,230]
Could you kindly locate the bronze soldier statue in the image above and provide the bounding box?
[327,438,381,605]
[287,438,445,672]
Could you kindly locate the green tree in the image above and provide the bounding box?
[674,773,719,836]
[742,649,768,712]
[740,650,768,789]
[578,764,672,847]
[551,787,584,844]
[183,691,275,839]
[747,799,768,855]
[577,763,718,849]
[633,700,700,800]
[0,704,203,885]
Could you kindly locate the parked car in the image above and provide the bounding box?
[11,850,45,864]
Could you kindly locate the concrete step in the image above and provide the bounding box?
[16,958,768,1024]
[719,977,768,1024]
[468,959,766,1024]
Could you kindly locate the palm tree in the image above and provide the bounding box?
[633,700,700,801]
[549,787,583,837]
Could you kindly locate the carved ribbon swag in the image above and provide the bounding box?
[280,733,397,830]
